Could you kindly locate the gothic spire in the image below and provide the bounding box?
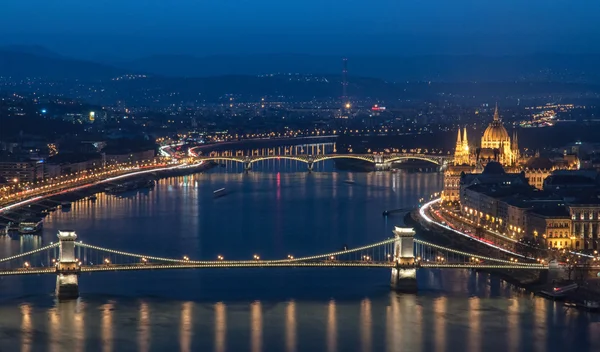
[456,127,462,145]
[463,127,468,146]
[493,103,500,121]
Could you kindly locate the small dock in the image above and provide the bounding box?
[383,207,413,217]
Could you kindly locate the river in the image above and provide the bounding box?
[1,160,599,351]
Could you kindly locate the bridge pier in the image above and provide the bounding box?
[374,155,391,171]
[243,156,252,172]
[307,156,315,172]
[55,230,80,299]
[390,227,418,292]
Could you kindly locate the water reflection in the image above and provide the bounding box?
[433,297,447,352]
[214,302,226,352]
[138,302,150,352]
[3,169,600,351]
[20,303,32,352]
[101,302,114,352]
[180,302,193,352]
[286,300,297,352]
[327,300,337,352]
[360,298,372,352]
[467,298,481,352]
[507,299,520,351]
[251,301,262,352]
[48,308,60,352]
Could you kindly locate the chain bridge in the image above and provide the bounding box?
[0,227,547,299]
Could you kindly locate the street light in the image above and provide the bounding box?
[104,258,110,264]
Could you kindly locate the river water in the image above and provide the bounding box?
[1,160,600,351]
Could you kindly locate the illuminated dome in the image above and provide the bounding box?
[482,121,510,142]
[481,105,510,149]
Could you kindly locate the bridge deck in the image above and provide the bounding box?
[0,262,547,276]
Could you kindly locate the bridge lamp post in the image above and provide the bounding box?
[183,256,189,261]
[253,255,260,261]
[104,258,110,265]
[24,262,30,269]
[141,258,148,264]
[217,255,224,261]
[287,255,294,260]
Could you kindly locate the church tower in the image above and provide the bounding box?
[453,126,470,165]
[511,130,520,164]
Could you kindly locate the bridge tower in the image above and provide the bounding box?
[374,154,390,171]
[390,226,418,292]
[56,230,80,299]
[243,156,252,171]
[307,155,315,172]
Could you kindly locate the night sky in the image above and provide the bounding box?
[1,0,598,59]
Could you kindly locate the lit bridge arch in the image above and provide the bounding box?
[196,154,447,171]
[0,229,547,299]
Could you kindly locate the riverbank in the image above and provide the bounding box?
[0,161,217,232]
[406,211,600,311]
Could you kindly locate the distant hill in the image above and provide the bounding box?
[0,49,135,81]
[0,45,64,59]
[2,46,600,84]
[117,53,600,83]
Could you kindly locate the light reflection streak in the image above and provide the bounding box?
[534,298,547,352]
[467,298,481,352]
[214,302,226,352]
[286,300,297,352]
[180,302,193,352]
[251,301,262,352]
[507,299,520,351]
[48,308,60,352]
[327,300,337,352]
[20,303,32,352]
[386,293,400,352]
[433,297,446,352]
[138,302,150,352]
[101,302,114,352]
[360,298,372,352]
[74,301,85,352]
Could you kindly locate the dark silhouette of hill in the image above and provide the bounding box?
[118,53,600,83]
[0,45,64,59]
[0,49,133,81]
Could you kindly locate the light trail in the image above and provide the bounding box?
[419,198,534,260]
[0,161,203,215]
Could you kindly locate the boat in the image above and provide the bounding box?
[87,195,97,201]
[581,300,600,312]
[18,218,43,234]
[4,221,19,234]
[213,188,227,198]
[343,180,356,185]
[106,179,155,194]
[61,201,72,209]
[540,283,578,299]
